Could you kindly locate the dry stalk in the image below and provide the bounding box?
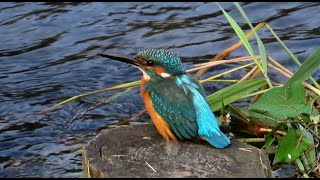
[195,22,266,78]
[239,65,258,82]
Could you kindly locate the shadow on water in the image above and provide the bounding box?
[0,2,319,178]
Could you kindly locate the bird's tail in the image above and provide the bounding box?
[182,77,231,148]
[203,131,230,149]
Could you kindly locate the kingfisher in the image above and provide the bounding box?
[99,49,230,148]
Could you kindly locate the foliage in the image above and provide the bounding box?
[249,82,313,120]
[217,2,320,178]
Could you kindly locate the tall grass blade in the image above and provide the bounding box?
[216,3,262,71]
[217,3,273,87]
[285,48,320,87]
[45,80,141,111]
[234,2,270,87]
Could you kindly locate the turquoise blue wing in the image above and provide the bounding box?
[146,76,199,140]
[183,74,231,148]
[145,74,230,148]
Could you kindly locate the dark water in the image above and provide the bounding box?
[0,2,319,178]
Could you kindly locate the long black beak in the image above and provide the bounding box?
[98,53,140,67]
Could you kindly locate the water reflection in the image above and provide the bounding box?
[0,2,319,178]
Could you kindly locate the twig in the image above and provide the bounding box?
[114,109,148,126]
[251,84,269,103]
[304,83,320,97]
[42,80,141,113]
[267,56,293,76]
[239,65,258,82]
[258,149,268,170]
[248,66,262,80]
[200,62,256,83]
[259,128,287,136]
[228,104,251,123]
[205,79,239,83]
[239,147,254,152]
[240,88,270,99]
[238,138,265,143]
[265,23,320,89]
[188,56,253,72]
[87,159,91,178]
[269,63,320,96]
[145,162,157,173]
[268,63,292,77]
[195,22,266,78]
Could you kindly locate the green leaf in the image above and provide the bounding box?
[249,81,312,120]
[207,78,267,112]
[264,136,276,146]
[238,107,278,128]
[257,37,268,75]
[273,127,312,164]
[297,124,317,169]
[285,48,320,86]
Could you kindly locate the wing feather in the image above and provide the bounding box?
[146,74,203,140]
[144,73,230,148]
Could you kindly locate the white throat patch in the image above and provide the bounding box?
[160,72,171,78]
[138,67,150,81]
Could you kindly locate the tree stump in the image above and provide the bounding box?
[82,124,273,178]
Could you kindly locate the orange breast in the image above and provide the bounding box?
[140,77,177,141]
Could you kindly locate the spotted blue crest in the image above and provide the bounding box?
[137,49,186,75]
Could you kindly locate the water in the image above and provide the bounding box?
[0,2,319,178]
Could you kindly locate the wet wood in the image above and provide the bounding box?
[82,123,273,178]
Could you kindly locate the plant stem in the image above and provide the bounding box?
[241,88,270,99]
[205,79,239,83]
[267,56,293,76]
[268,63,320,96]
[239,65,258,82]
[43,80,141,113]
[238,138,265,143]
[296,158,305,171]
[187,56,253,73]
[195,22,267,78]
[200,62,256,83]
[265,23,320,89]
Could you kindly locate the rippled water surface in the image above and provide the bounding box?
[0,2,320,178]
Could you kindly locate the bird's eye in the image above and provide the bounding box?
[146,60,153,66]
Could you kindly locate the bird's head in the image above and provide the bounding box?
[99,49,186,80]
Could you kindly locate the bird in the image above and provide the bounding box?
[99,49,230,148]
